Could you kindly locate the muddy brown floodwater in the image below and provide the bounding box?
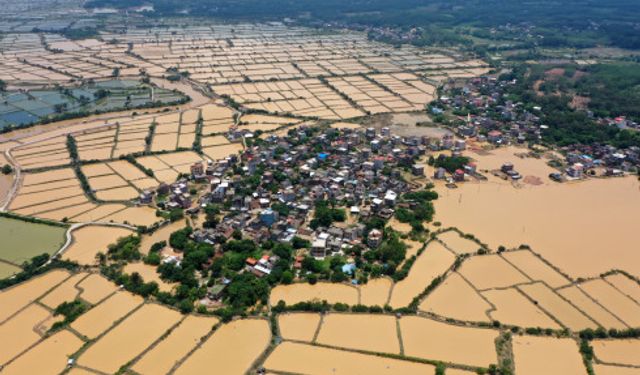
[435,176,640,279]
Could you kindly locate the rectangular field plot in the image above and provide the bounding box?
[106,160,149,180]
[316,314,400,354]
[388,241,455,308]
[101,206,160,227]
[132,315,219,375]
[512,336,585,375]
[269,282,359,306]
[213,79,364,120]
[277,313,321,342]
[0,270,70,323]
[0,304,54,364]
[502,250,571,288]
[0,330,84,375]
[327,76,415,114]
[482,288,561,329]
[203,143,244,162]
[592,339,640,367]
[174,319,270,375]
[368,72,436,107]
[580,279,640,327]
[437,231,482,254]
[264,342,435,375]
[71,291,143,339]
[605,274,640,304]
[419,272,492,322]
[400,316,498,367]
[39,272,89,309]
[95,186,139,201]
[76,274,120,304]
[517,282,596,330]
[557,286,628,329]
[87,174,129,190]
[78,303,181,374]
[458,254,531,290]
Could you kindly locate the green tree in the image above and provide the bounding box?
[1,164,12,175]
[226,273,269,308]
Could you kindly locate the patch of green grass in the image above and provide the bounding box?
[0,217,66,265]
[0,262,21,279]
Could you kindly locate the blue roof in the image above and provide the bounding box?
[317,153,328,160]
[342,263,356,274]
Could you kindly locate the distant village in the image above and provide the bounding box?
[432,75,640,180]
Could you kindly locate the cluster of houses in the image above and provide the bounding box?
[183,126,435,263]
[561,145,640,179]
[436,76,639,181]
[139,179,194,211]
[436,77,543,146]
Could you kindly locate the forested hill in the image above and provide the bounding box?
[86,0,640,49]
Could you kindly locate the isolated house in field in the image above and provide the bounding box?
[501,162,514,173]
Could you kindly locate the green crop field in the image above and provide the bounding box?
[0,262,21,279]
[0,217,67,269]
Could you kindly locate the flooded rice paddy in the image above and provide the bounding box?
[270,282,359,306]
[316,313,400,354]
[78,303,182,373]
[1,330,83,375]
[62,225,134,265]
[174,319,270,375]
[388,241,455,308]
[435,175,640,279]
[278,313,321,342]
[482,288,561,329]
[71,291,143,339]
[132,315,219,375]
[512,335,585,375]
[592,339,640,366]
[124,262,175,292]
[0,269,69,322]
[418,272,491,322]
[264,341,435,375]
[400,316,498,367]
